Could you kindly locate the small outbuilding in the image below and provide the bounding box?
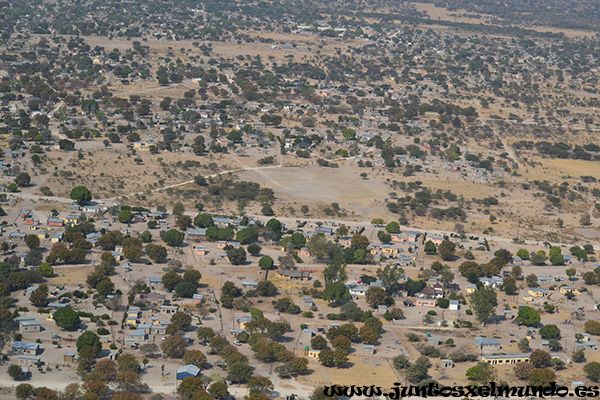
[363,344,375,355]
[177,364,201,381]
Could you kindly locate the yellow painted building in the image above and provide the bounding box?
[560,286,580,296]
[528,288,550,298]
[482,354,530,365]
[381,246,399,254]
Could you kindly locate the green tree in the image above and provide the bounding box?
[54,307,81,330]
[261,205,274,216]
[178,377,205,400]
[539,324,560,339]
[517,306,540,327]
[424,240,437,254]
[333,348,348,367]
[197,327,215,343]
[530,251,547,265]
[161,336,187,358]
[250,308,264,320]
[25,234,40,250]
[310,386,339,400]
[227,248,247,265]
[307,234,328,260]
[77,331,101,355]
[118,210,133,224]
[14,172,30,187]
[318,349,334,367]
[236,227,258,244]
[123,244,142,262]
[516,249,530,260]
[162,271,182,291]
[365,287,386,308]
[529,349,551,368]
[162,229,185,247]
[393,355,410,370]
[385,222,400,233]
[526,274,538,287]
[502,276,518,295]
[466,362,496,384]
[175,282,196,298]
[194,214,214,228]
[311,335,328,350]
[438,240,456,261]
[16,383,34,400]
[70,186,92,205]
[258,256,274,270]
[469,287,497,324]
[117,353,140,373]
[38,263,54,276]
[549,246,564,266]
[183,269,202,285]
[208,381,230,399]
[350,234,369,251]
[518,338,530,352]
[514,362,534,380]
[256,281,277,296]
[227,363,253,383]
[183,350,207,369]
[585,361,600,382]
[145,244,167,262]
[405,363,428,383]
[170,312,192,330]
[140,231,152,243]
[528,368,556,387]
[173,202,185,216]
[322,281,350,303]
[29,284,49,307]
[247,243,262,256]
[248,377,274,394]
[176,215,192,231]
[584,320,600,335]
[7,364,27,381]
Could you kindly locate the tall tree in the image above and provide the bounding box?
[469,287,497,324]
[70,186,92,205]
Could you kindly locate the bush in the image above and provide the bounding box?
[407,333,420,342]
[7,364,27,381]
[97,328,110,335]
[420,346,442,358]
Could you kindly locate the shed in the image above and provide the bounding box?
[18,355,41,366]
[63,352,75,364]
[302,297,314,308]
[192,294,203,304]
[572,381,586,390]
[474,337,501,350]
[442,359,454,368]
[19,319,41,333]
[363,344,375,355]
[12,342,40,355]
[148,276,162,285]
[427,337,441,346]
[160,305,178,314]
[177,364,201,381]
